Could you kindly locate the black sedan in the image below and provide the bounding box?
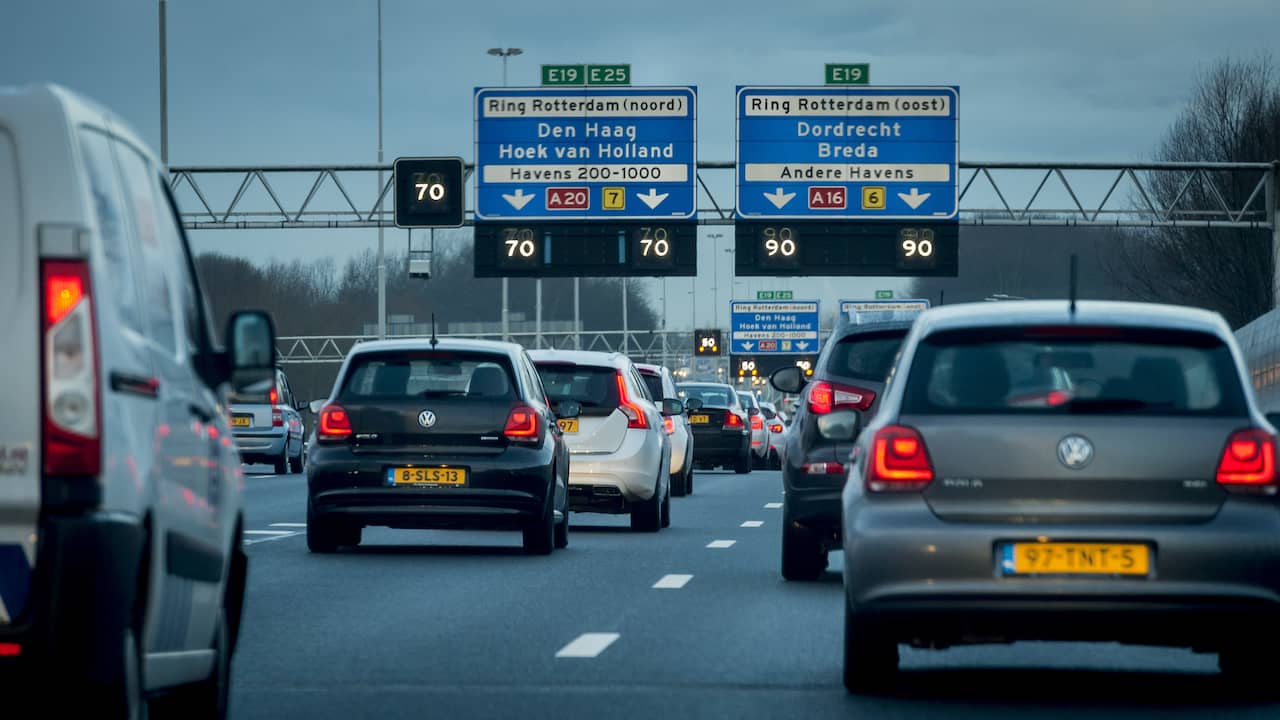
[305,338,575,555]
[675,382,750,474]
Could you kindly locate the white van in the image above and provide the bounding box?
[0,84,275,717]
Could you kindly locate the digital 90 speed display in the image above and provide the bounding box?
[734,221,957,277]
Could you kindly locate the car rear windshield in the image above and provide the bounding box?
[826,331,907,384]
[535,364,620,413]
[340,352,517,401]
[901,326,1248,416]
[677,385,738,409]
[639,371,665,401]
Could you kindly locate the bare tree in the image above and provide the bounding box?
[1112,55,1280,328]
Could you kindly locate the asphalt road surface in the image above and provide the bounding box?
[231,466,1280,719]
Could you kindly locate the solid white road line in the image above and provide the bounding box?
[764,502,783,509]
[270,522,308,527]
[706,540,736,549]
[243,531,304,546]
[652,574,693,589]
[555,633,620,658]
[244,530,292,535]
[740,521,764,528]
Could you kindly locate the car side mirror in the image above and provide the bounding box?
[556,400,582,419]
[661,398,683,416]
[308,399,326,415]
[225,311,276,401]
[770,366,806,394]
[295,400,309,412]
[747,406,760,417]
[817,409,861,442]
[683,397,704,413]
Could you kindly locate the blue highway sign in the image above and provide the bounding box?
[730,300,820,355]
[475,86,697,220]
[736,86,958,220]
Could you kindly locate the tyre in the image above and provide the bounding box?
[553,506,569,550]
[660,481,671,529]
[1219,641,1278,687]
[684,465,694,495]
[523,494,555,555]
[272,443,288,475]
[630,488,662,532]
[670,470,687,497]
[843,598,899,694]
[288,442,304,474]
[149,612,230,719]
[734,449,751,475]
[781,504,826,581]
[306,499,340,553]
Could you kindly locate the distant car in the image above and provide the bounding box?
[532,351,679,531]
[837,300,1280,693]
[306,338,574,554]
[676,383,752,474]
[0,84,273,712]
[229,367,306,474]
[737,391,770,467]
[770,317,914,580]
[637,363,696,496]
[760,401,786,468]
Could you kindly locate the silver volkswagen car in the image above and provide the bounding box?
[839,300,1280,693]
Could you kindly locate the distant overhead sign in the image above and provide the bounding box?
[839,298,930,325]
[541,64,632,86]
[474,86,697,221]
[730,300,820,355]
[694,329,722,356]
[735,86,958,220]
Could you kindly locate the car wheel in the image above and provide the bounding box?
[734,449,751,474]
[630,488,662,532]
[149,611,230,719]
[273,444,288,475]
[1219,641,1276,687]
[553,503,569,550]
[523,494,555,555]
[843,597,899,694]
[306,499,341,553]
[670,470,687,497]
[684,464,694,495]
[288,442,304,474]
[660,479,671,528]
[781,504,826,581]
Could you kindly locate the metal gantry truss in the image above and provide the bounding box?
[276,330,704,365]
[170,160,1278,230]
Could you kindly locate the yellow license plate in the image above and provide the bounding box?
[689,414,711,424]
[231,416,251,428]
[1005,542,1150,576]
[388,467,467,486]
[557,418,579,433]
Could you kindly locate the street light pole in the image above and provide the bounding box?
[488,48,523,343]
[158,0,167,165]
[376,0,386,339]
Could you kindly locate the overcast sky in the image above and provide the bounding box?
[3,0,1277,330]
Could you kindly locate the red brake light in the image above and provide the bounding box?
[504,405,540,441]
[0,642,20,657]
[271,407,284,427]
[615,373,648,429]
[41,259,100,477]
[750,414,763,430]
[663,416,675,434]
[723,412,745,429]
[1216,428,1276,489]
[769,422,784,433]
[318,404,352,440]
[807,381,874,414]
[867,425,933,492]
[269,388,279,405]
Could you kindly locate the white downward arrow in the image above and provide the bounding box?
[796,342,810,350]
[763,187,796,209]
[897,187,931,209]
[742,342,754,350]
[636,188,669,209]
[502,188,534,210]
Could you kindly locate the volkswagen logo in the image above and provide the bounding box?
[418,410,437,429]
[1057,434,1094,469]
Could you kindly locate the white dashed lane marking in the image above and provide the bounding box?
[270,523,307,527]
[555,633,620,658]
[740,521,764,528]
[706,540,736,549]
[245,530,292,535]
[764,502,782,509]
[652,574,693,589]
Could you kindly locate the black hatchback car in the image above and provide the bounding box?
[676,382,750,473]
[770,319,913,579]
[306,338,576,555]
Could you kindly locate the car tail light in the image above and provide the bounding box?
[866,425,933,492]
[803,461,845,475]
[504,405,540,442]
[269,388,279,405]
[0,642,20,657]
[1216,428,1276,489]
[271,407,284,427]
[615,373,648,429]
[769,422,784,434]
[723,412,745,430]
[750,414,763,431]
[663,416,674,434]
[807,381,874,414]
[318,404,352,440]
[41,259,100,477]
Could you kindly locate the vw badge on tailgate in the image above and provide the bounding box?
[418,410,437,428]
[1057,434,1093,469]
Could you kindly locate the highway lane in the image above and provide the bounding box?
[230,467,1280,719]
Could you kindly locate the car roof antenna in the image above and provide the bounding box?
[1068,254,1078,317]
[430,313,439,348]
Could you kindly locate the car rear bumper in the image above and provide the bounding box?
[234,431,288,462]
[307,446,554,531]
[0,512,143,686]
[689,429,749,466]
[842,495,1280,648]
[567,430,663,507]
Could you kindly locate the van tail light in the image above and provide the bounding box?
[866,425,933,493]
[723,412,745,430]
[318,404,352,441]
[750,414,763,431]
[663,416,675,434]
[272,408,284,427]
[615,374,649,430]
[808,381,874,415]
[269,388,279,405]
[1216,428,1276,491]
[41,259,101,477]
[504,405,540,442]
